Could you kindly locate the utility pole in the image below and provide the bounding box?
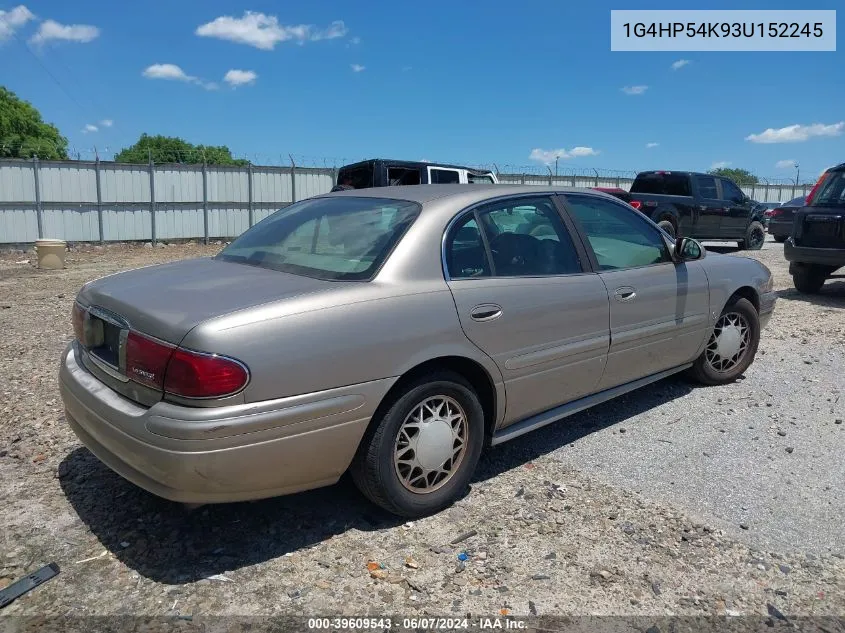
[795,162,800,185]
[555,156,559,178]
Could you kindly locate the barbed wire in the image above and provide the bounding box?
[0,141,820,185]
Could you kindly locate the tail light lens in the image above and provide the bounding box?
[72,303,86,343]
[629,200,642,210]
[125,331,174,391]
[164,349,249,399]
[804,172,828,206]
[770,208,785,218]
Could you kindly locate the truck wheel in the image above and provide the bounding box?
[688,297,760,386]
[740,221,765,250]
[657,218,676,238]
[791,264,828,294]
[350,371,485,518]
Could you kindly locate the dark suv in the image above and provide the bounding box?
[784,163,845,294]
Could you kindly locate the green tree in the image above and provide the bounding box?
[707,167,759,185]
[0,87,68,160]
[114,133,248,165]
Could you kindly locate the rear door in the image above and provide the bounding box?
[445,195,610,424]
[688,175,723,238]
[560,193,711,391]
[718,178,754,238]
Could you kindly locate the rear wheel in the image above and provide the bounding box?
[688,297,760,386]
[739,221,766,250]
[791,264,828,294]
[657,218,676,238]
[350,371,485,517]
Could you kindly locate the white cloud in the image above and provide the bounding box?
[350,36,361,45]
[646,142,659,148]
[0,4,35,41]
[621,85,648,96]
[99,119,113,127]
[350,64,365,73]
[30,19,99,45]
[745,122,844,143]
[142,63,217,90]
[775,159,797,169]
[710,161,731,169]
[671,59,690,70]
[196,11,347,50]
[530,147,600,164]
[143,63,192,81]
[81,123,98,134]
[223,69,257,87]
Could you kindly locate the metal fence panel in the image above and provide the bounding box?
[155,166,203,203]
[101,207,152,242]
[0,207,37,242]
[252,168,292,203]
[207,169,249,203]
[208,207,250,238]
[155,207,204,241]
[295,169,333,200]
[100,165,151,203]
[41,206,100,241]
[38,162,97,203]
[0,162,36,202]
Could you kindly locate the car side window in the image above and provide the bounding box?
[446,216,490,278]
[430,168,461,184]
[695,176,719,199]
[476,197,582,276]
[720,179,745,203]
[564,195,672,271]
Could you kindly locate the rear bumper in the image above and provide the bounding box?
[59,343,395,503]
[784,239,845,268]
[767,219,792,237]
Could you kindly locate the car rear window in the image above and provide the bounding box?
[216,197,420,281]
[812,171,845,207]
[630,173,691,196]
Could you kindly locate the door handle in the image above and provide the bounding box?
[614,287,636,302]
[470,304,502,322]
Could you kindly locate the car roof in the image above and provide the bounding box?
[339,158,495,174]
[317,183,619,206]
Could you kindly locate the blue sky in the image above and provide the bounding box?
[1,0,843,180]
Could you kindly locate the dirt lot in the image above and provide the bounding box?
[0,239,842,618]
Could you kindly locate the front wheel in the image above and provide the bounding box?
[350,371,485,517]
[739,221,766,250]
[688,297,760,386]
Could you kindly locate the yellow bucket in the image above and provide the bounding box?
[35,239,67,270]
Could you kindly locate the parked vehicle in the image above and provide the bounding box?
[336,158,498,189]
[60,185,775,517]
[757,202,783,228]
[768,196,807,242]
[784,164,845,294]
[606,171,767,249]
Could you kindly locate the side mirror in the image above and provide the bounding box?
[674,236,704,261]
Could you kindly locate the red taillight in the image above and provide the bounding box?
[164,349,249,399]
[125,331,174,391]
[629,200,642,210]
[72,303,85,342]
[804,172,828,206]
[770,208,785,218]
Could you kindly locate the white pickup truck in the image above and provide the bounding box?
[335,158,499,189]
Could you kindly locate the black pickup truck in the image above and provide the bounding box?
[605,171,767,249]
[784,163,845,294]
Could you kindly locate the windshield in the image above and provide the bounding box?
[813,171,845,207]
[216,197,420,280]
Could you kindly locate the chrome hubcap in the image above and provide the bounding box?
[705,312,750,373]
[394,396,468,494]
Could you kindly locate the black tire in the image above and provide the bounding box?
[739,221,766,250]
[792,264,828,294]
[657,218,676,238]
[773,235,787,243]
[688,297,760,386]
[350,371,485,518]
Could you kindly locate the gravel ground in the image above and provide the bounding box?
[0,238,842,618]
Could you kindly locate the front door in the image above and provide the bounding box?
[444,195,611,424]
[691,174,724,239]
[560,193,711,390]
[719,177,753,238]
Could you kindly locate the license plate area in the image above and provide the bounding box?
[83,307,129,376]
